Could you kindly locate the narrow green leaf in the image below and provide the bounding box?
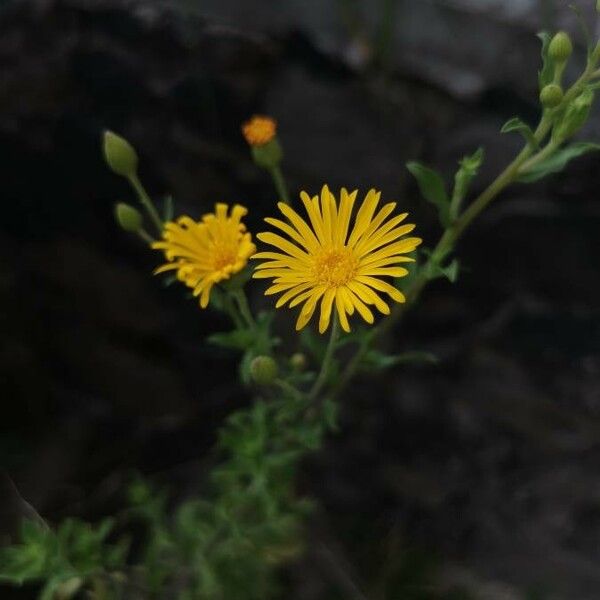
[501,117,538,148]
[553,89,595,142]
[452,147,484,215]
[208,329,255,350]
[423,254,460,283]
[361,349,438,371]
[406,161,450,226]
[518,142,600,182]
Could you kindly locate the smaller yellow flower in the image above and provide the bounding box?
[152,204,255,308]
[242,115,277,146]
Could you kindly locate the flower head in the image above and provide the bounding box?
[152,204,255,308]
[242,115,277,146]
[252,186,422,333]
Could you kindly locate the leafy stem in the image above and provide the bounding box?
[333,53,600,398]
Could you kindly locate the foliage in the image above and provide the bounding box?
[0,518,127,599]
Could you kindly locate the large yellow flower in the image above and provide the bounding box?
[252,186,422,333]
[152,204,255,308]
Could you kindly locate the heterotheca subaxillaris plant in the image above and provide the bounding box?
[2,20,600,600]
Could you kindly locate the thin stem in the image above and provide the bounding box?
[309,317,340,401]
[136,228,154,244]
[129,174,164,235]
[274,378,305,401]
[223,293,243,328]
[269,164,291,205]
[233,288,257,331]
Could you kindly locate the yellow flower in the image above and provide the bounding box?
[152,204,255,308]
[242,115,277,146]
[252,186,422,333]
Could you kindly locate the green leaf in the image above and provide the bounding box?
[422,249,460,283]
[406,161,450,226]
[537,31,554,90]
[518,142,600,182]
[452,147,484,214]
[361,349,438,371]
[501,117,538,148]
[208,329,255,350]
[553,88,595,142]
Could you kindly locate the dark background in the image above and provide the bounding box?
[1,0,600,598]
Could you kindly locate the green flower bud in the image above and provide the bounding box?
[103,130,138,178]
[115,202,143,232]
[539,83,564,108]
[251,138,283,170]
[597,0,600,13]
[290,352,307,371]
[250,355,278,386]
[548,31,573,63]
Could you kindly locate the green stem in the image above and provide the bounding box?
[308,317,340,401]
[274,378,305,402]
[129,174,164,235]
[136,228,154,244]
[334,111,559,398]
[269,164,291,205]
[223,293,244,328]
[233,288,257,331]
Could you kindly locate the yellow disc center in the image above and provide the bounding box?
[313,247,357,287]
[211,243,237,272]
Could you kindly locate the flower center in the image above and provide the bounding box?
[211,243,237,272]
[313,247,357,288]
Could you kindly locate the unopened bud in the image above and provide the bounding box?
[548,31,573,63]
[115,202,143,232]
[540,84,564,108]
[251,139,283,170]
[250,356,278,386]
[103,130,138,178]
[290,353,307,371]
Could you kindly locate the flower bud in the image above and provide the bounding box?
[251,139,283,170]
[290,352,307,371]
[115,202,143,232]
[548,31,573,63]
[250,355,278,386]
[539,84,564,108]
[597,0,600,13]
[103,130,138,178]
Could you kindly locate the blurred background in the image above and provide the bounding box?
[1,0,600,598]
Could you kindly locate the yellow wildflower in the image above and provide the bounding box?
[153,204,255,308]
[242,115,277,146]
[252,186,422,333]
